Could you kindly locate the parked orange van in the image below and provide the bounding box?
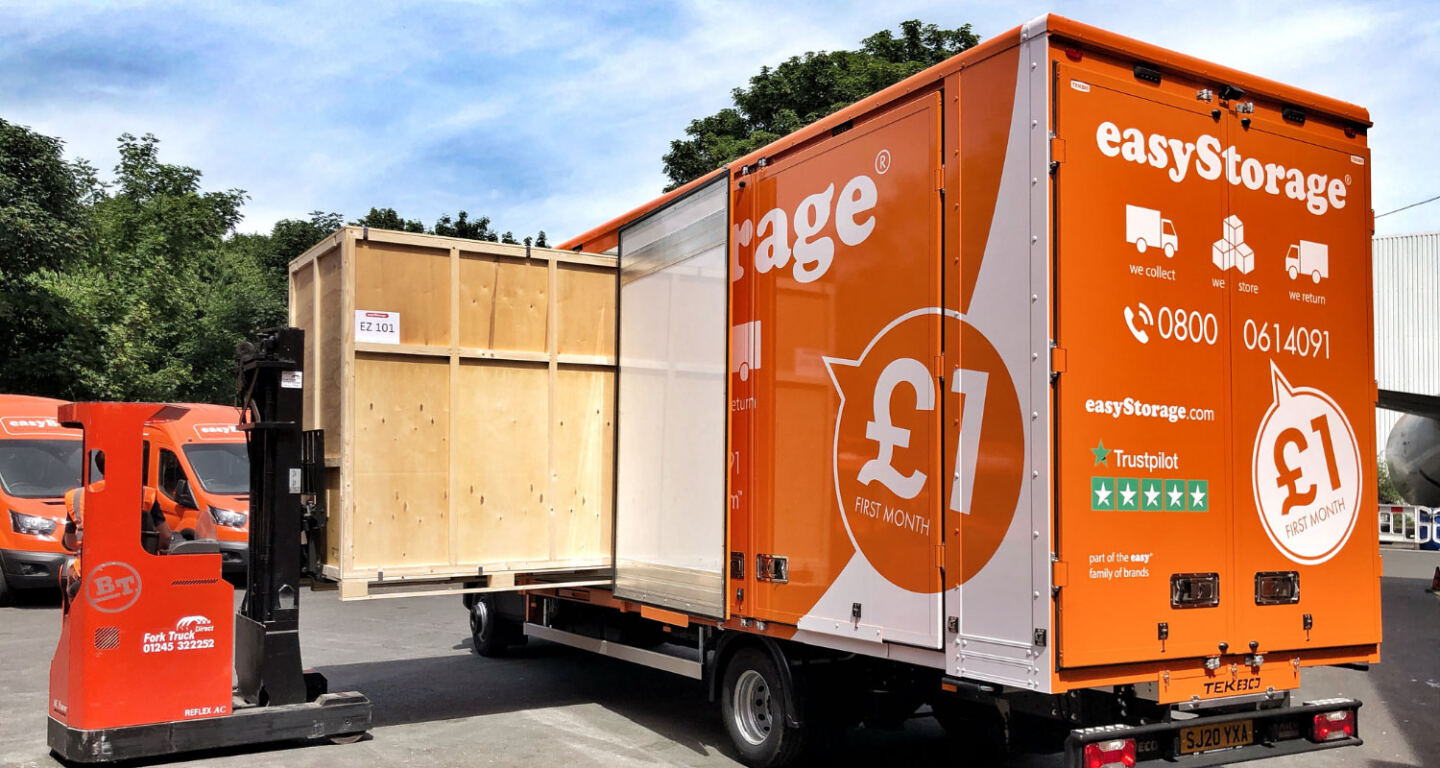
[0,395,81,601]
[141,403,249,574]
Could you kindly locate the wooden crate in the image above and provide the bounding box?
[289,227,617,598]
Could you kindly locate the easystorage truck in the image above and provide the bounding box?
[290,14,1380,767]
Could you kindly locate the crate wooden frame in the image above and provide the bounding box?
[289,227,617,598]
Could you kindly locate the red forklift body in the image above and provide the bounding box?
[49,402,235,732]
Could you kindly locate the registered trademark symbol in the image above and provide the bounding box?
[875,149,891,175]
[1344,174,1351,185]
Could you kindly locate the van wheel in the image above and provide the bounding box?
[469,595,517,657]
[0,573,11,607]
[722,647,808,767]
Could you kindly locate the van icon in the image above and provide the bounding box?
[731,321,762,381]
[1125,205,1178,257]
[1285,241,1329,283]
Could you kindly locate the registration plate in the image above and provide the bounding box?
[1179,719,1253,755]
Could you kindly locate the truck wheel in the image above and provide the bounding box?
[931,697,1007,764]
[1134,238,1147,253]
[1288,266,1299,280]
[1163,243,1175,258]
[469,595,515,657]
[721,648,808,767]
[1312,270,1322,284]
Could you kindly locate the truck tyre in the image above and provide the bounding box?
[1288,265,1299,280]
[721,647,808,767]
[1134,238,1147,253]
[0,572,11,607]
[469,594,517,657]
[931,697,1007,764]
[1163,242,1175,258]
[1312,270,1322,284]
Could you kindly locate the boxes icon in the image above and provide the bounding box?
[1212,239,1236,270]
[1234,242,1254,274]
[1223,215,1244,246]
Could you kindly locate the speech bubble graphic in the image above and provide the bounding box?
[1252,362,1362,565]
[825,308,1024,592]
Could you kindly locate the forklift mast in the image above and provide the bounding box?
[235,327,311,706]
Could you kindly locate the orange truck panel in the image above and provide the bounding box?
[560,14,1379,697]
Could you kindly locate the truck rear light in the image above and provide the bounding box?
[1083,738,1136,768]
[1065,47,1084,61]
[1311,710,1355,742]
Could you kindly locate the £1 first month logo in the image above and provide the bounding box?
[825,309,1024,592]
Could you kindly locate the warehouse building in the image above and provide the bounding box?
[1373,231,1440,448]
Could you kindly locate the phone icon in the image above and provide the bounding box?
[1124,303,1153,344]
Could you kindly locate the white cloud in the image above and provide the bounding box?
[3,0,1435,240]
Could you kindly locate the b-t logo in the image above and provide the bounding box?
[825,309,1025,592]
[86,561,142,613]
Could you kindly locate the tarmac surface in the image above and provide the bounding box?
[1,548,1435,767]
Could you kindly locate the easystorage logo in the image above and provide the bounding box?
[1085,397,1216,424]
[1,416,66,436]
[1095,121,1348,216]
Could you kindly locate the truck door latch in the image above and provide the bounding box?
[755,554,788,583]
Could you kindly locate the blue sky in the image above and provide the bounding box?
[3,0,1437,240]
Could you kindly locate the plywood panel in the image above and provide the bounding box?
[351,353,451,568]
[317,250,345,454]
[291,258,318,430]
[458,255,548,352]
[452,361,551,564]
[556,264,616,357]
[553,366,615,562]
[354,240,451,348]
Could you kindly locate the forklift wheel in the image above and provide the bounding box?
[328,732,367,745]
[469,594,518,657]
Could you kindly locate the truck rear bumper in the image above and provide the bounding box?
[1065,698,1362,767]
[0,547,68,590]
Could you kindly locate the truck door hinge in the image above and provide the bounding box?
[1049,136,1066,174]
[1050,346,1067,384]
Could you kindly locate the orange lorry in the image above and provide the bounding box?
[0,395,82,602]
[141,403,250,574]
[277,13,1375,766]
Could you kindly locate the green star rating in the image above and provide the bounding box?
[1091,476,1115,510]
[1116,478,1140,510]
[1187,479,1209,511]
[1092,440,1110,466]
[1164,479,1187,511]
[1140,478,1163,511]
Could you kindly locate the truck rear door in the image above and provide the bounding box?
[1052,58,1380,670]
[1222,108,1379,655]
[1052,63,1235,667]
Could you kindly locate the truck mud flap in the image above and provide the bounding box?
[1064,698,1361,767]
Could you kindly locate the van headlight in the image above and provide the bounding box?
[9,509,58,536]
[207,506,248,528]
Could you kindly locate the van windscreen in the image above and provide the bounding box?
[0,439,83,498]
[183,443,249,495]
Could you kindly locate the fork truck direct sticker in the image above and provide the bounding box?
[826,308,1024,592]
[1251,362,1361,565]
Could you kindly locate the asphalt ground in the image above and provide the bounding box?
[1,549,1435,768]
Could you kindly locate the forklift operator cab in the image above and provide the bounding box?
[142,404,250,575]
[50,402,237,736]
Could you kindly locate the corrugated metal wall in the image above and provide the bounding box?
[1373,231,1440,451]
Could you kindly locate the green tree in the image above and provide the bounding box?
[661,19,978,190]
[0,119,103,396]
[352,207,424,233]
[39,133,270,402]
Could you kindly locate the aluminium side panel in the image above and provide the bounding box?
[943,22,1055,690]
